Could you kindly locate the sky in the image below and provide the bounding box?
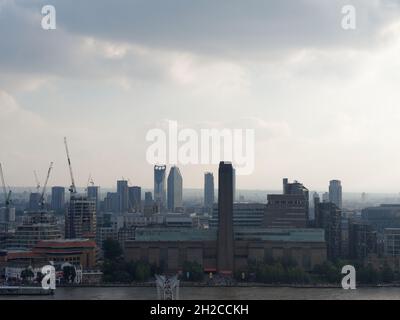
[1,0,400,192]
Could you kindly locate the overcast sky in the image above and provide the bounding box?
[1,0,400,192]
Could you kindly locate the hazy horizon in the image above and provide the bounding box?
[2,1,400,192]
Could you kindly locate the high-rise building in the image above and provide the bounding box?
[329,180,342,209]
[167,166,183,212]
[51,186,65,212]
[144,191,155,216]
[117,180,129,213]
[204,172,214,214]
[154,165,167,212]
[232,167,236,203]
[128,186,142,212]
[315,200,342,260]
[312,192,320,221]
[28,192,41,211]
[322,192,329,202]
[87,186,100,212]
[348,221,377,261]
[65,195,96,239]
[283,178,309,221]
[217,161,234,274]
[145,192,153,206]
[103,192,119,212]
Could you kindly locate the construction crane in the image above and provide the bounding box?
[85,173,95,192]
[39,162,53,209]
[64,137,77,195]
[33,170,41,193]
[0,163,12,208]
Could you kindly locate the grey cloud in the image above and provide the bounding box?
[14,0,400,58]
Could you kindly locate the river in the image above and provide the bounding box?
[2,286,400,300]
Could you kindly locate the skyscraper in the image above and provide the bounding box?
[117,180,129,212]
[28,192,41,211]
[329,180,342,209]
[143,191,155,216]
[104,192,119,212]
[51,186,65,212]
[128,186,142,212]
[314,200,342,260]
[87,185,100,212]
[167,166,183,212]
[204,172,214,214]
[217,161,234,274]
[144,192,153,206]
[65,195,96,239]
[154,165,166,212]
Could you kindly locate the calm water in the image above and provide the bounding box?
[2,286,400,300]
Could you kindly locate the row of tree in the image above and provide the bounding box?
[312,260,396,284]
[102,239,205,283]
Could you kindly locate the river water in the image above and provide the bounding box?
[2,286,400,300]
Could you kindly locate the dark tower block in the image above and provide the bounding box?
[217,161,234,274]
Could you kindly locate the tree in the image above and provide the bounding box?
[182,261,204,282]
[103,239,123,261]
[358,264,379,284]
[381,263,394,283]
[135,261,151,282]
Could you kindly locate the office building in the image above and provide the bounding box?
[51,186,65,212]
[117,180,129,213]
[103,192,119,213]
[283,178,309,221]
[314,201,342,260]
[28,193,41,211]
[362,204,400,234]
[144,192,156,216]
[264,194,308,228]
[204,172,214,214]
[167,166,183,212]
[210,203,265,228]
[154,165,167,212]
[384,228,400,256]
[128,186,142,213]
[65,195,96,239]
[87,186,100,212]
[217,161,234,274]
[348,221,377,261]
[329,180,342,209]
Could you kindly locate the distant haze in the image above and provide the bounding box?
[2,0,400,193]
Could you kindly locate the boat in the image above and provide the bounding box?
[0,286,55,296]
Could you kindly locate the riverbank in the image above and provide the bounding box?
[3,286,400,300]
[57,282,400,288]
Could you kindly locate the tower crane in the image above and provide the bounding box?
[85,173,95,191]
[0,163,12,209]
[64,137,77,195]
[39,162,53,209]
[34,170,41,193]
